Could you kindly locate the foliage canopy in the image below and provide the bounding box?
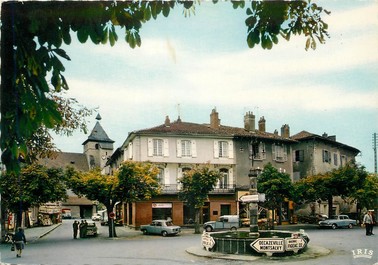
[0,1,330,173]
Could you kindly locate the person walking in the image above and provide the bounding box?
[72,221,79,239]
[13,227,26,258]
[363,211,373,236]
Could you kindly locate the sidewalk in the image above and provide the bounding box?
[23,223,62,243]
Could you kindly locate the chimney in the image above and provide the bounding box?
[164,115,170,127]
[244,111,255,131]
[258,116,266,132]
[210,108,220,129]
[281,124,290,138]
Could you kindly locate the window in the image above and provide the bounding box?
[333,153,338,166]
[148,138,169,157]
[219,168,229,189]
[340,155,347,166]
[219,141,228,157]
[294,150,304,162]
[156,168,164,184]
[214,140,233,158]
[153,139,163,156]
[273,144,287,162]
[181,140,191,157]
[177,139,196,157]
[322,150,331,163]
[251,142,266,160]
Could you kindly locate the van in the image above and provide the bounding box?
[203,215,240,232]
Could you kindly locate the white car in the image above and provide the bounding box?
[318,214,357,229]
[91,214,102,221]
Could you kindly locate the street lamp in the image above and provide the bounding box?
[248,167,262,237]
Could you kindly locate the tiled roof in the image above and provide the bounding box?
[131,120,295,142]
[82,121,114,145]
[39,152,89,171]
[291,130,360,153]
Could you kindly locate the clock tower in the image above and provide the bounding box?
[82,113,114,172]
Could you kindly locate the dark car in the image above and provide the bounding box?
[140,220,181,237]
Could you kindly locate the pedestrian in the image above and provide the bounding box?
[363,211,373,236]
[72,221,79,239]
[82,220,88,238]
[13,227,26,258]
[79,220,85,238]
[369,210,375,235]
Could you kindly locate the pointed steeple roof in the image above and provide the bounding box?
[82,114,114,145]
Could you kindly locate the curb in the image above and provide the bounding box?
[39,223,62,239]
[186,244,331,262]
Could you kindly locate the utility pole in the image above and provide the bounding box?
[373,133,377,174]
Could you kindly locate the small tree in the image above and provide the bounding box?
[66,161,160,237]
[257,163,294,228]
[178,165,221,234]
[0,164,68,228]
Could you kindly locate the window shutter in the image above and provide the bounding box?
[163,139,169,157]
[177,168,182,190]
[283,145,287,161]
[176,140,182,157]
[228,141,234,158]
[214,141,219,158]
[259,143,266,159]
[191,140,197,157]
[272,144,276,160]
[128,142,133,159]
[228,168,234,186]
[164,168,170,185]
[147,138,153,157]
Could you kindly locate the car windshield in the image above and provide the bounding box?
[330,216,338,219]
[166,221,174,226]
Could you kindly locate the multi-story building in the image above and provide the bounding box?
[291,131,360,216]
[111,109,296,227]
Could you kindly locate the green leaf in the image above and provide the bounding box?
[77,27,89,43]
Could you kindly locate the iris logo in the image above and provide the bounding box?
[351,248,374,259]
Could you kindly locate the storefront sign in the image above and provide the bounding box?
[152,203,172,208]
[251,238,285,253]
[201,232,215,251]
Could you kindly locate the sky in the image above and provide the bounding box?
[52,1,378,172]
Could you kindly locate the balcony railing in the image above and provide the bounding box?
[160,184,236,194]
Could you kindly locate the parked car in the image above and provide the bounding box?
[203,215,240,232]
[85,222,98,236]
[91,213,102,221]
[140,220,181,237]
[318,214,357,229]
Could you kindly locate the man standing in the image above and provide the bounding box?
[363,211,373,236]
[72,221,79,239]
[79,220,85,238]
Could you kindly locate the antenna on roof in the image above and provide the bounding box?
[177,103,181,120]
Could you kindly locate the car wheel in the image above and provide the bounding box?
[332,224,337,229]
[348,223,353,229]
[230,227,237,231]
[142,229,148,235]
[162,231,168,237]
[205,226,213,232]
